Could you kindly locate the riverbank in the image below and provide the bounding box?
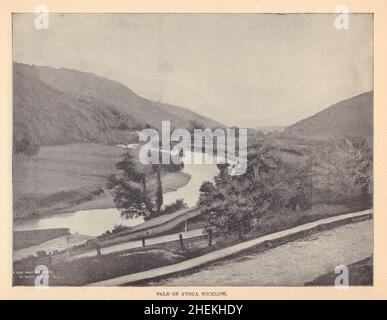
[13,143,191,221]
[52,171,191,214]
[13,228,70,250]
[13,233,93,262]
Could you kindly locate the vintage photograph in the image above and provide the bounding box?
[12,13,373,287]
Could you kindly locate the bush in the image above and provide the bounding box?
[111,224,128,233]
[162,198,188,215]
[13,133,40,157]
[36,250,47,258]
[98,224,129,239]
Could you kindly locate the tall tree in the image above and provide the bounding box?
[153,164,163,215]
[107,149,182,219]
[199,141,282,236]
[107,152,155,218]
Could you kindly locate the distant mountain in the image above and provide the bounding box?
[283,91,373,140]
[13,62,223,153]
[251,125,285,134]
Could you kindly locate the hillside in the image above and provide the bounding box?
[13,62,223,153]
[252,125,285,134]
[283,92,373,140]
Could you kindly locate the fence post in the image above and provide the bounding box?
[208,229,213,247]
[179,234,184,250]
[142,237,146,247]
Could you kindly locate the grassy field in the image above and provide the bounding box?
[13,144,122,196]
[13,228,70,250]
[13,143,190,219]
[13,247,185,286]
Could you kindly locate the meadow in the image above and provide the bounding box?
[13,143,190,219]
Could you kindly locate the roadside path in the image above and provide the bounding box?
[97,206,201,246]
[72,227,206,259]
[87,209,373,286]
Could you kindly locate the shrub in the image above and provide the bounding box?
[36,250,47,258]
[162,198,188,215]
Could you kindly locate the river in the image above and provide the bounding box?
[149,220,373,286]
[13,150,218,236]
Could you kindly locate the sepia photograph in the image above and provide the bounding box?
[11,12,373,288]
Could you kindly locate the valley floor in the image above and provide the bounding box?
[13,143,190,220]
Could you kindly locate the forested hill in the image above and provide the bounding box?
[283,91,373,140]
[13,62,223,154]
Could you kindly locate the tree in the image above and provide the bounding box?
[13,131,40,157]
[199,141,283,237]
[154,164,163,214]
[107,152,154,218]
[247,142,280,180]
[107,149,184,219]
[312,137,373,208]
[283,162,313,211]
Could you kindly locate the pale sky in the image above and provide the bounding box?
[13,14,373,127]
